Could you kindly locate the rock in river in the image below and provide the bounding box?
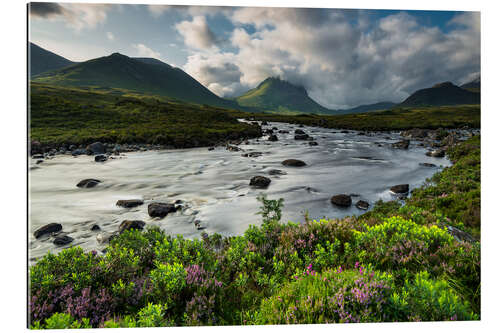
[268,134,278,142]
[90,224,101,231]
[94,154,108,162]
[268,169,287,176]
[390,184,409,194]
[53,235,73,246]
[249,176,271,188]
[309,141,318,146]
[331,194,352,207]
[86,142,106,155]
[391,140,410,149]
[420,163,437,167]
[355,200,370,210]
[295,129,306,135]
[34,223,62,238]
[76,179,101,188]
[148,202,177,218]
[119,220,146,234]
[294,134,309,140]
[426,149,445,157]
[116,199,144,208]
[282,159,307,167]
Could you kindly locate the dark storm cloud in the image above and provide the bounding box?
[30,2,64,18]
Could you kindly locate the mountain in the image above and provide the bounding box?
[336,101,396,114]
[235,77,332,114]
[461,76,480,92]
[32,52,237,109]
[29,42,75,77]
[399,82,480,107]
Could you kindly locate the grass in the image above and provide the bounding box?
[29,83,261,148]
[29,136,480,328]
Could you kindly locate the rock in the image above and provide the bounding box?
[298,124,304,128]
[36,160,43,164]
[390,184,409,194]
[268,169,287,176]
[119,220,146,234]
[282,159,307,167]
[96,232,118,244]
[349,193,361,197]
[72,149,87,156]
[294,134,309,140]
[261,121,269,125]
[226,145,242,152]
[90,224,101,231]
[94,154,108,162]
[341,130,349,134]
[401,129,429,139]
[148,202,177,218]
[426,149,445,157]
[278,130,289,134]
[208,147,215,151]
[53,235,73,246]
[249,176,271,188]
[392,140,410,149]
[264,129,274,135]
[86,142,106,155]
[32,154,44,159]
[242,152,263,158]
[34,223,62,238]
[420,163,437,167]
[331,194,352,207]
[76,179,101,188]
[268,134,278,142]
[295,129,306,135]
[355,200,370,210]
[308,141,318,146]
[447,225,477,243]
[31,141,42,155]
[116,199,144,208]
[272,127,278,130]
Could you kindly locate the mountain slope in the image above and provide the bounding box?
[399,82,480,107]
[461,76,480,92]
[29,42,75,77]
[235,77,332,114]
[32,53,237,109]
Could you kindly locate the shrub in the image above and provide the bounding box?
[31,312,91,329]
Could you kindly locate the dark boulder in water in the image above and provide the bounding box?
[268,134,278,142]
[294,134,309,140]
[392,140,410,149]
[249,176,271,188]
[308,141,318,146]
[119,220,146,234]
[53,235,73,246]
[331,194,352,207]
[94,154,108,162]
[268,169,287,176]
[148,202,177,218]
[90,224,101,231]
[242,152,263,158]
[86,142,106,155]
[295,129,306,135]
[76,179,101,188]
[282,159,307,167]
[34,223,62,238]
[355,200,370,210]
[116,199,144,208]
[390,184,409,194]
[426,149,445,157]
[420,163,437,167]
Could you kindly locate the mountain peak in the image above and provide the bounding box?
[432,81,456,88]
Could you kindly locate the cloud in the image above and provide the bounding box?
[29,3,113,31]
[106,32,114,41]
[181,8,480,109]
[132,43,161,59]
[176,16,217,50]
[147,5,171,18]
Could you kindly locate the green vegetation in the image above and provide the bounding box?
[399,82,480,107]
[30,83,261,148]
[236,104,480,131]
[235,77,331,114]
[29,137,480,328]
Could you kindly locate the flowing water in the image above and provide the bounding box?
[29,121,452,263]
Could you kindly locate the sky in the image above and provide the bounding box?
[29,2,480,109]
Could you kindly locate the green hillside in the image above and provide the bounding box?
[400,82,480,107]
[235,77,332,114]
[29,42,75,77]
[32,53,238,109]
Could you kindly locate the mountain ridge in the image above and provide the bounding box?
[29,42,75,77]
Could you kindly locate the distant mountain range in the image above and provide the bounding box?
[29,42,75,77]
[29,42,480,114]
[399,81,480,107]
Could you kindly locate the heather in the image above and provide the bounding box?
[29,137,480,328]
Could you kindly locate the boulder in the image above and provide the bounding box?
[355,200,370,210]
[264,129,274,135]
[90,224,101,231]
[272,127,278,130]
[419,163,437,167]
[447,225,477,243]
[401,128,429,139]
[268,169,287,176]
[390,184,409,194]
[148,202,177,218]
[331,194,352,207]
[119,220,146,234]
[426,149,445,157]
[308,141,318,146]
[31,141,42,155]
[249,176,271,188]
[392,140,410,149]
[282,159,307,167]
[268,135,278,142]
[226,145,242,152]
[261,121,269,125]
[295,129,306,135]
[36,160,43,164]
[32,154,44,159]
[278,130,289,134]
[116,199,144,208]
[53,235,74,246]
[242,152,263,158]
[96,232,118,244]
[94,154,108,162]
[72,149,87,156]
[76,179,101,188]
[294,134,309,140]
[34,223,62,238]
[341,130,349,134]
[86,142,106,155]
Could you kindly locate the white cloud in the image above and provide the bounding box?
[147,5,171,18]
[132,43,161,59]
[106,32,114,41]
[176,16,218,50]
